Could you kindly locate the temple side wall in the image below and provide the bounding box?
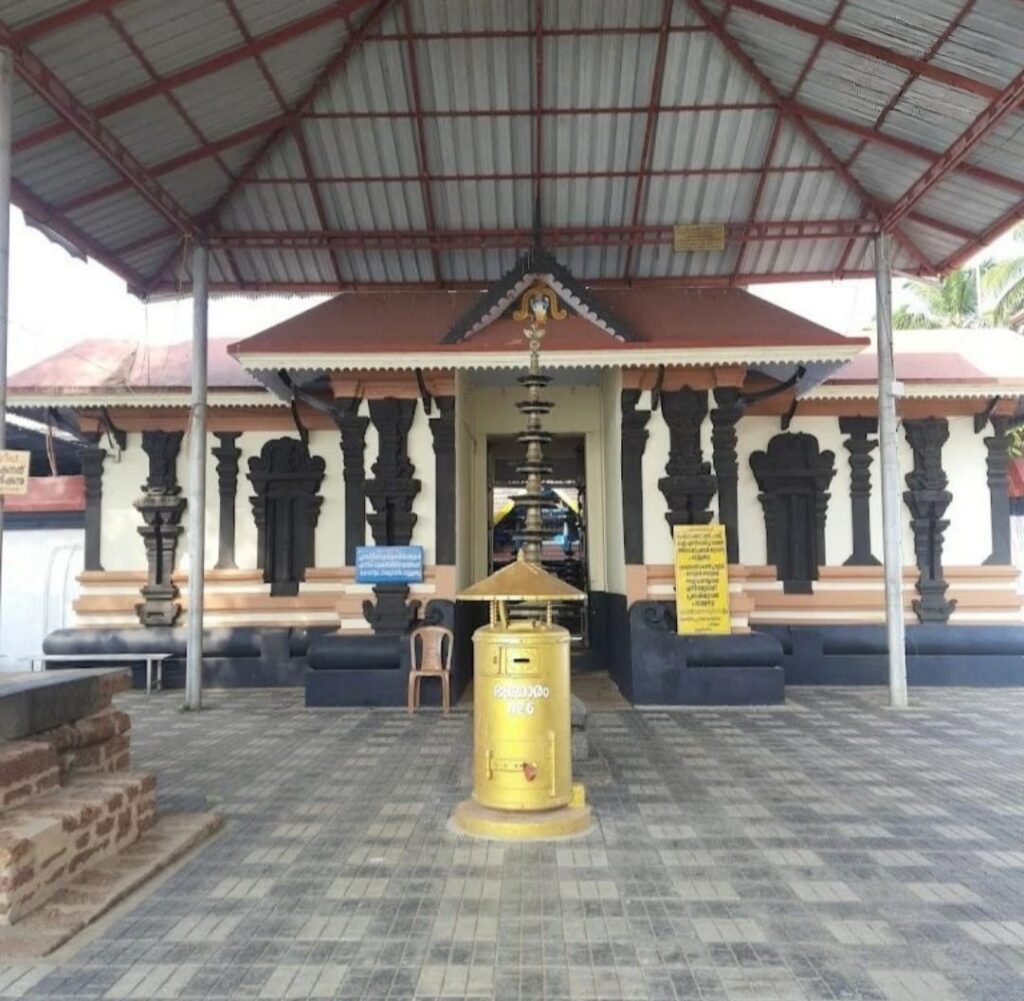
[86,397,448,633]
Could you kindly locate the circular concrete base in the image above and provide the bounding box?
[450,799,594,841]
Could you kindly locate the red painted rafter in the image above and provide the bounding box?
[533,0,544,226]
[731,0,848,280]
[17,0,127,42]
[796,103,1024,196]
[208,219,890,251]
[145,268,902,296]
[12,1,380,156]
[883,67,1024,231]
[683,0,934,273]
[834,0,978,270]
[203,0,393,230]
[11,178,148,292]
[942,196,1024,271]
[622,0,673,282]
[845,0,977,173]
[400,0,443,284]
[57,115,291,214]
[222,0,344,285]
[148,0,394,291]
[723,0,1000,101]
[0,17,197,239]
[102,9,247,287]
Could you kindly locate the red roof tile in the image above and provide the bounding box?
[829,352,993,385]
[230,286,864,358]
[9,338,258,393]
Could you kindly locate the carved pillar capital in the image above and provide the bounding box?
[711,386,744,563]
[430,395,456,567]
[903,417,955,622]
[333,399,370,564]
[839,416,880,567]
[134,431,186,626]
[658,387,717,529]
[80,434,107,572]
[983,415,1013,566]
[212,432,241,570]
[621,389,651,564]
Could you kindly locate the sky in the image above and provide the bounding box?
[4,209,1016,376]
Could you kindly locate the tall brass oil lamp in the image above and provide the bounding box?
[451,285,592,840]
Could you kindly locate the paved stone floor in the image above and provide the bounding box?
[1,687,1022,1001]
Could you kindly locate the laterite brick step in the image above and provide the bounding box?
[0,769,157,925]
[0,741,60,812]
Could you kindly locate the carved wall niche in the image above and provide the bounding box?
[248,438,325,597]
[750,432,835,593]
[134,430,186,627]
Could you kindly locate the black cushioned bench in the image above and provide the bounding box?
[758,623,1024,686]
[627,602,785,705]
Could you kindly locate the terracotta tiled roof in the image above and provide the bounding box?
[230,286,862,358]
[9,338,258,393]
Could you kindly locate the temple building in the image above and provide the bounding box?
[12,252,1024,702]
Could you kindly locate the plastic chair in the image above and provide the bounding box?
[407,625,454,714]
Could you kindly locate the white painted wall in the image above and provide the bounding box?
[455,372,475,590]
[942,416,991,564]
[1,530,82,668]
[408,400,436,564]
[98,432,149,572]
[601,370,625,594]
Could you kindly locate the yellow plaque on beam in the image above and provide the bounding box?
[673,223,726,252]
[673,524,730,635]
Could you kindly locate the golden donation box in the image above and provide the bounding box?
[472,619,571,811]
[452,553,593,839]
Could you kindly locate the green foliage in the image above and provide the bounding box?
[895,268,986,329]
[981,225,1024,326]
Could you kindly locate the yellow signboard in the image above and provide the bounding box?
[673,524,730,635]
[0,450,30,496]
[673,222,726,253]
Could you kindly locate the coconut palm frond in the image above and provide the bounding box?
[893,304,940,329]
[982,256,1024,324]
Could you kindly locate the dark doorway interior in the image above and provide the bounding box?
[487,434,588,643]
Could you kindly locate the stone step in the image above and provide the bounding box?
[0,770,157,925]
[0,812,222,960]
[0,741,60,814]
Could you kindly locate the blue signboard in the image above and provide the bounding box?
[355,545,424,584]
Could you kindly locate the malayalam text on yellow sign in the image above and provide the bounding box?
[673,524,730,635]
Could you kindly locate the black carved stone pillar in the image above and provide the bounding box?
[80,435,106,572]
[903,418,956,623]
[839,416,880,566]
[984,416,1013,566]
[658,387,717,531]
[711,387,743,563]
[134,430,186,627]
[333,400,370,565]
[621,389,650,564]
[430,396,456,566]
[212,432,241,570]
[363,398,422,633]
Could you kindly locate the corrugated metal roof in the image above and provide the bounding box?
[3,0,1023,294]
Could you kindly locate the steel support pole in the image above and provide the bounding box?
[185,243,209,710]
[874,232,908,708]
[0,49,12,650]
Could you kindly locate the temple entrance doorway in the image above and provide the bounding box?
[487,434,589,645]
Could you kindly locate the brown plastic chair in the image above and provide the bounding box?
[407,625,454,714]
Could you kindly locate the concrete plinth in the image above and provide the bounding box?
[450,794,594,841]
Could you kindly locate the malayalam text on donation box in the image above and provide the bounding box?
[673,524,730,635]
